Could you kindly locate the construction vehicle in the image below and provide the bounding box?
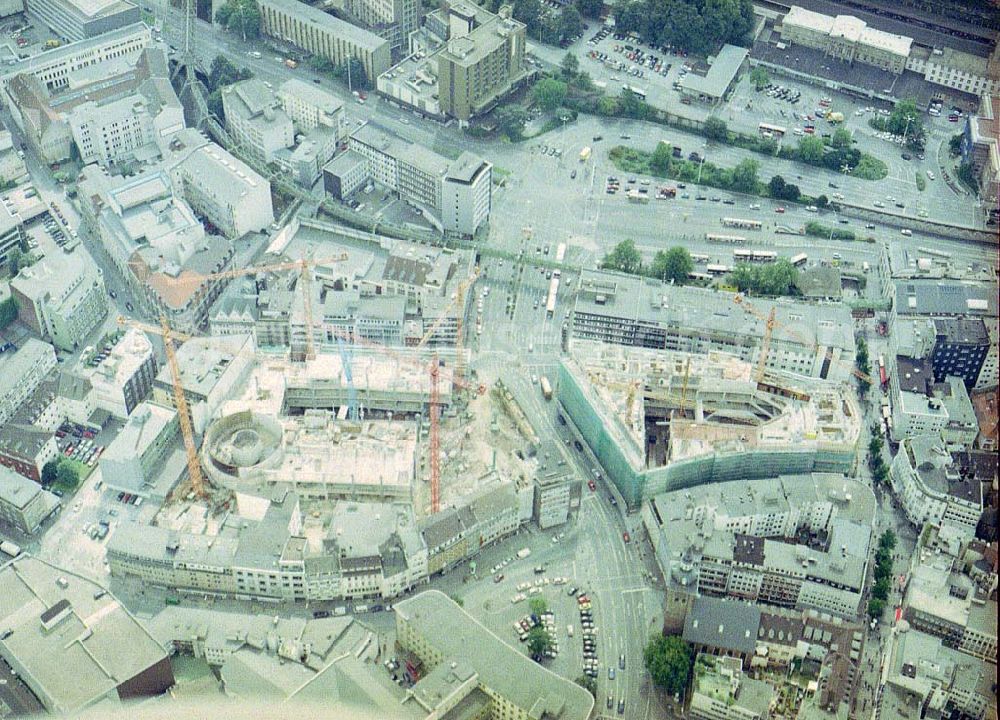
[579,146,592,162]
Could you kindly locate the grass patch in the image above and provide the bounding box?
[804,221,855,241]
[915,173,926,191]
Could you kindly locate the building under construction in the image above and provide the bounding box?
[558,341,862,510]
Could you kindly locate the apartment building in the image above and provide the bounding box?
[24,0,139,42]
[169,140,275,239]
[689,655,772,720]
[75,328,157,418]
[890,435,983,537]
[0,423,59,482]
[778,6,911,73]
[221,78,294,164]
[76,166,234,333]
[10,248,107,352]
[0,22,150,92]
[0,183,45,269]
[343,0,421,53]
[572,270,855,382]
[394,591,595,720]
[0,464,59,533]
[257,0,391,84]
[276,78,345,135]
[962,94,999,227]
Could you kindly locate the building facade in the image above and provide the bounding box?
[221,79,294,164]
[0,465,59,533]
[778,6,911,74]
[24,0,139,42]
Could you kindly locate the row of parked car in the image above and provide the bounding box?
[761,83,802,104]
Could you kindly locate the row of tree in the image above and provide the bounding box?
[479,0,593,46]
[308,55,371,90]
[600,240,695,284]
[868,422,889,486]
[856,336,872,397]
[868,99,926,151]
[41,458,81,491]
[868,529,897,620]
[215,0,261,40]
[613,0,755,56]
[728,259,799,296]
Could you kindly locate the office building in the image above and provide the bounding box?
[169,139,275,239]
[0,465,59,533]
[394,590,595,720]
[0,23,150,92]
[889,357,978,446]
[778,6,912,74]
[257,0,391,84]
[560,341,861,508]
[962,94,999,227]
[0,556,174,716]
[342,0,420,53]
[221,78,294,164]
[276,78,346,135]
[906,45,1000,98]
[9,247,108,352]
[76,167,234,332]
[644,474,875,619]
[341,123,492,235]
[689,655,772,720]
[890,435,983,537]
[75,328,157,418]
[532,442,578,529]
[150,334,254,434]
[573,270,855,382]
[99,402,179,498]
[24,0,139,42]
[0,184,44,269]
[0,339,58,427]
[931,318,990,389]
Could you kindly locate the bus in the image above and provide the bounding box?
[790,253,808,267]
[624,85,646,101]
[721,218,763,231]
[579,146,592,162]
[706,233,746,244]
[627,190,650,204]
[690,253,710,264]
[734,249,776,263]
[917,246,951,259]
[540,376,553,401]
[878,354,888,390]
[688,271,713,282]
[546,277,559,317]
[0,541,21,558]
[758,122,786,138]
[706,264,731,275]
[554,242,567,263]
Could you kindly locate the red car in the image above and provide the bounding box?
[587,479,596,491]
[623,532,631,543]
[775,207,786,213]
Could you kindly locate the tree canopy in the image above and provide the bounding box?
[644,635,693,695]
[55,460,80,490]
[41,460,59,487]
[703,116,728,141]
[749,66,769,90]
[650,247,693,283]
[768,174,800,202]
[612,0,754,55]
[496,106,529,139]
[0,297,17,330]
[728,259,798,296]
[533,78,568,112]
[576,0,604,18]
[208,55,252,92]
[527,626,553,658]
[601,239,643,274]
[214,0,261,39]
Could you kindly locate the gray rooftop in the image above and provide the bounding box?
[679,44,748,97]
[257,0,388,52]
[351,122,452,177]
[0,339,55,398]
[894,280,998,317]
[444,151,490,184]
[0,465,45,509]
[683,596,761,656]
[395,590,594,719]
[0,23,150,81]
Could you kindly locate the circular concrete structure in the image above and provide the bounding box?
[202,410,283,486]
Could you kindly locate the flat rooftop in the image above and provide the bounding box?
[679,44,748,97]
[257,0,388,52]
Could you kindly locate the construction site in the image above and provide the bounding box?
[558,340,862,509]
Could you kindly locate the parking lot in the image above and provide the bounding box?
[0,15,67,65]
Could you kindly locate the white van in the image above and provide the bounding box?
[900,229,912,236]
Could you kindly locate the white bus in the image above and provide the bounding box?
[735,249,777,263]
[758,122,787,138]
[546,277,559,317]
[721,217,763,231]
[790,253,808,267]
[706,233,747,244]
[690,253,710,264]
[688,271,713,282]
[624,85,646,101]
[706,264,731,275]
[554,242,567,263]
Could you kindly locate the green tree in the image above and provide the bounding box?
[957,162,978,192]
[879,530,897,553]
[558,5,583,41]
[575,674,597,697]
[856,336,869,369]
[749,66,769,90]
[533,78,568,112]
[307,56,338,74]
[527,626,553,658]
[830,127,853,149]
[650,247,693,283]
[703,116,728,141]
[496,106,529,139]
[56,460,79,490]
[618,87,649,119]
[576,0,603,17]
[512,0,544,36]
[650,141,673,175]
[797,135,826,164]
[41,459,59,487]
[207,89,224,121]
[730,158,760,193]
[814,194,829,209]
[208,55,252,92]
[597,96,619,115]
[644,635,693,696]
[948,133,963,156]
[873,577,891,602]
[333,58,370,89]
[560,52,580,80]
[529,596,548,616]
[0,297,17,330]
[867,598,885,620]
[601,239,642,274]
[768,174,787,198]
[215,0,261,39]
[7,248,25,276]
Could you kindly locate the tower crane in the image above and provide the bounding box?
[159,316,207,499]
[336,334,359,421]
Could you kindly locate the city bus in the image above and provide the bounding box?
[554,242,567,264]
[690,253,710,264]
[735,249,777,263]
[758,122,787,138]
[790,253,808,267]
[624,85,646,101]
[705,233,746,244]
[687,271,713,282]
[721,217,763,231]
[546,277,559,317]
[706,264,731,275]
[540,376,553,401]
